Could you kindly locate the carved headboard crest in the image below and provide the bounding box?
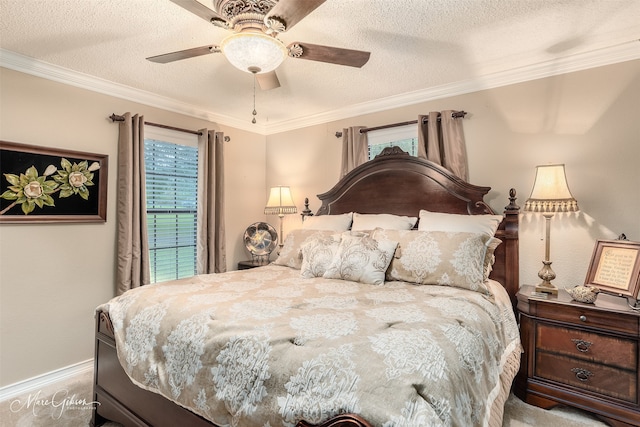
[316,150,493,217]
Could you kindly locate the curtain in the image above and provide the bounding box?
[417,110,469,181]
[197,130,226,274]
[116,113,150,295]
[340,126,368,178]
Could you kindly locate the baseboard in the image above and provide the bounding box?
[0,358,93,402]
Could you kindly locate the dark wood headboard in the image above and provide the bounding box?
[314,147,520,309]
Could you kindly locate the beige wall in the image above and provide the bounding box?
[267,60,640,295]
[0,68,266,386]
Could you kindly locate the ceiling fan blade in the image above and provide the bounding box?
[265,0,326,32]
[147,45,220,63]
[288,42,371,68]
[169,0,226,25]
[256,71,281,90]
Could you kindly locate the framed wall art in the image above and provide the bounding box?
[0,141,108,223]
[584,239,640,300]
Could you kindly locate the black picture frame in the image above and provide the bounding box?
[0,141,108,223]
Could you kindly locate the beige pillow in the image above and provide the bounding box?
[300,233,342,278]
[372,229,493,294]
[484,237,502,279]
[323,233,398,285]
[274,229,337,269]
[417,210,502,237]
[351,213,418,231]
[301,213,353,231]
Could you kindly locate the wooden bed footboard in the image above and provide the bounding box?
[92,311,373,427]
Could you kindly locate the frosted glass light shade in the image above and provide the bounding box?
[524,164,579,213]
[221,32,287,73]
[264,186,297,215]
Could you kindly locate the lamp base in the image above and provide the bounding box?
[535,260,558,295]
[535,283,559,295]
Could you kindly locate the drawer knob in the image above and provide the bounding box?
[571,338,593,352]
[571,367,593,382]
[579,315,587,322]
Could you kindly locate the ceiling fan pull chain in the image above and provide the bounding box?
[252,72,258,124]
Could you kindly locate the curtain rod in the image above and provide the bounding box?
[109,114,231,142]
[334,110,467,138]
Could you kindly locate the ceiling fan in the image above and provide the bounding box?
[147,0,371,90]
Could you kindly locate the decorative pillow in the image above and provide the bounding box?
[417,210,503,237]
[484,237,502,279]
[323,233,398,285]
[273,229,337,269]
[351,213,418,231]
[300,233,342,278]
[301,213,353,231]
[371,229,493,294]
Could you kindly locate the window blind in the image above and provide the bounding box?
[144,139,198,283]
[367,124,418,159]
[368,138,418,159]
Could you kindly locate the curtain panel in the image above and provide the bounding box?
[340,126,368,178]
[417,111,469,181]
[197,130,227,274]
[116,113,150,295]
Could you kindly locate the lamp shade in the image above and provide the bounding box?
[524,164,579,213]
[264,186,297,215]
[221,32,287,74]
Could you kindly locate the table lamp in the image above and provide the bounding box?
[524,164,579,294]
[264,186,297,249]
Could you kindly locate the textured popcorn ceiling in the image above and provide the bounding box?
[1,0,639,133]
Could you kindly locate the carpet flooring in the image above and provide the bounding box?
[0,370,608,426]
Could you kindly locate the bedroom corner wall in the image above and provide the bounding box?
[266,60,640,293]
[0,67,266,387]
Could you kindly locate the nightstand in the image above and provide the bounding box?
[515,285,640,426]
[237,259,270,270]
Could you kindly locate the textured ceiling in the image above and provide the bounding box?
[1,0,639,134]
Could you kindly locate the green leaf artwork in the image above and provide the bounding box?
[0,158,100,215]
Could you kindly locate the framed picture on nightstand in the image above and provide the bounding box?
[585,239,640,300]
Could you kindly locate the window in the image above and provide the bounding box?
[367,124,418,160]
[144,127,198,283]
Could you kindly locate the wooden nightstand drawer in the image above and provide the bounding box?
[536,323,637,369]
[535,351,637,403]
[536,302,638,335]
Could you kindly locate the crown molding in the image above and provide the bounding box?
[0,49,265,134]
[264,40,640,134]
[2,40,638,136]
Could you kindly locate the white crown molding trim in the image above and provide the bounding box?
[2,40,638,136]
[0,359,93,402]
[264,40,640,134]
[0,49,265,134]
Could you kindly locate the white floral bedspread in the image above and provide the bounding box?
[99,265,520,427]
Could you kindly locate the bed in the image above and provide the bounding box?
[92,147,521,427]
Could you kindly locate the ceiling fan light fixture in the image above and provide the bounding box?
[221,32,287,74]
